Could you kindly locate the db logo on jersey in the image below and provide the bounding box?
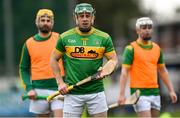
[70,47,98,59]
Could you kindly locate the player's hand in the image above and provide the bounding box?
[96,67,105,80]
[118,95,126,105]
[27,90,37,100]
[58,82,69,95]
[170,91,177,103]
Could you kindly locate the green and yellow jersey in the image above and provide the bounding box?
[56,27,115,94]
[19,32,64,92]
[122,39,165,96]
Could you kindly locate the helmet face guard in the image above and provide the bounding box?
[74,3,95,16]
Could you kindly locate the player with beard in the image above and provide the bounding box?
[19,9,64,117]
[118,17,177,118]
[50,3,118,118]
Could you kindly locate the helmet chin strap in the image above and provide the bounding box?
[91,16,95,25]
[75,15,79,25]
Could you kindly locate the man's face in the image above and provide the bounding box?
[137,24,153,40]
[75,12,94,32]
[36,15,53,34]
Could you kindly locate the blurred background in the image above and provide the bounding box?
[0,0,180,117]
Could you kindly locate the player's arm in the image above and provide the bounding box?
[104,50,118,71]
[118,45,133,105]
[157,50,177,103]
[19,43,37,100]
[50,37,68,94]
[19,43,32,92]
[102,36,118,77]
[105,51,118,64]
[50,49,64,84]
[118,67,130,105]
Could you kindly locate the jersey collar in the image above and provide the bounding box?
[34,32,52,41]
[136,38,153,49]
[137,38,152,46]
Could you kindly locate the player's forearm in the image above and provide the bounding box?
[50,56,64,84]
[159,67,175,92]
[106,52,118,70]
[119,67,130,96]
[19,67,32,92]
[110,57,118,68]
[119,75,128,96]
[19,44,32,92]
[161,74,174,92]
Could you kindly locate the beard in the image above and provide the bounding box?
[38,25,52,34]
[142,33,152,41]
[79,27,91,32]
[143,36,151,41]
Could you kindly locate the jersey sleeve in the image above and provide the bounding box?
[122,45,134,68]
[19,43,32,92]
[56,36,66,53]
[104,36,115,53]
[158,49,165,67]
